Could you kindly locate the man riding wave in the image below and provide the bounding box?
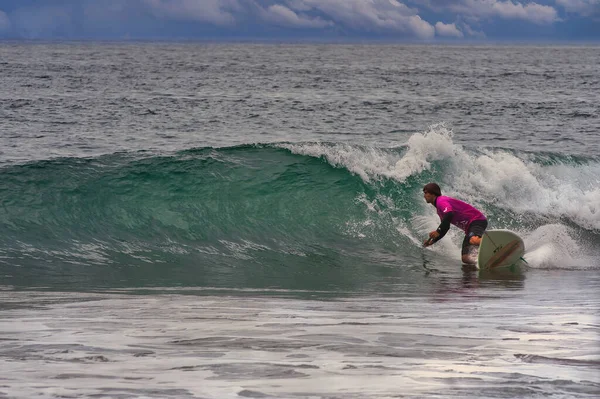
[422,183,487,265]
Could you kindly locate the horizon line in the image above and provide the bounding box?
[2,37,600,45]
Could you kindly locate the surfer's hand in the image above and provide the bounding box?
[428,231,440,240]
[423,238,433,247]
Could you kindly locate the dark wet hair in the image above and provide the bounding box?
[423,183,442,196]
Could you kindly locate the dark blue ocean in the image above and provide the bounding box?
[0,43,599,398]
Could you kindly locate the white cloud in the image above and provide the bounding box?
[462,21,487,38]
[139,0,436,37]
[290,0,435,38]
[6,0,579,40]
[445,0,559,24]
[492,1,559,23]
[285,0,313,12]
[0,10,11,32]
[435,21,464,37]
[261,4,332,28]
[407,15,437,38]
[555,0,600,16]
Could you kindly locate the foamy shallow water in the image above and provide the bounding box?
[1,276,598,399]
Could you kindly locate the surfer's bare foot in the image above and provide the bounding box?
[462,254,477,265]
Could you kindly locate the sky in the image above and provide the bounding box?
[0,0,598,42]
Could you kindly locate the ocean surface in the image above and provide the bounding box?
[0,42,599,398]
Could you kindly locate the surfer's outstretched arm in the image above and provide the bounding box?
[423,211,454,246]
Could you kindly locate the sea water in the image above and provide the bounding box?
[0,43,599,398]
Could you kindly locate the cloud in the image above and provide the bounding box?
[109,0,437,38]
[492,1,559,23]
[0,10,11,32]
[0,0,435,38]
[261,4,332,28]
[439,0,559,24]
[0,0,597,40]
[461,21,487,38]
[285,0,314,12]
[291,0,436,38]
[138,0,436,38]
[435,21,464,37]
[555,0,600,16]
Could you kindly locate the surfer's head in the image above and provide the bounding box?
[423,183,441,204]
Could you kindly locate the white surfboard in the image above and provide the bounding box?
[477,229,526,271]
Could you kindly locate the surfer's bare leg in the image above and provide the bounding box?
[461,239,481,265]
[461,221,486,266]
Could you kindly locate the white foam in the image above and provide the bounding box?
[392,123,456,181]
[453,151,600,231]
[282,125,600,234]
[280,142,397,183]
[523,224,595,270]
[389,131,597,232]
[281,123,458,183]
[5,289,598,399]
[411,214,463,261]
[406,126,600,232]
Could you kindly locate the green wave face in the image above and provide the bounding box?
[0,145,411,289]
[1,140,599,289]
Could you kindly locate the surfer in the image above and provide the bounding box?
[422,183,487,264]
